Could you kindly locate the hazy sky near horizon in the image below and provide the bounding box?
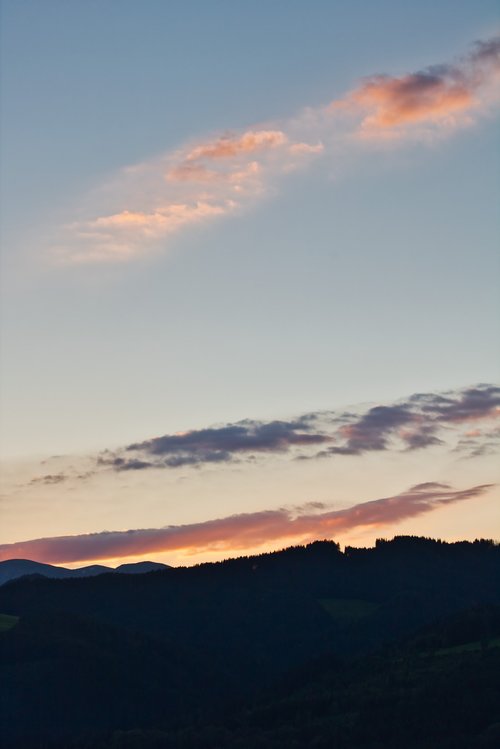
[1,1,499,566]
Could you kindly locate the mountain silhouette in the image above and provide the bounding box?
[0,558,170,586]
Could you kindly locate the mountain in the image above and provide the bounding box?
[0,559,82,586]
[0,558,170,586]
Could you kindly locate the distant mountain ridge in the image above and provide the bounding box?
[0,558,170,586]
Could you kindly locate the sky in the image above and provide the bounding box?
[0,0,499,568]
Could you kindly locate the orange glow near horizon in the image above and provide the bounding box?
[1,482,493,567]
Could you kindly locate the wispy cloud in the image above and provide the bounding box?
[20,384,497,486]
[89,384,499,474]
[52,37,499,265]
[53,126,322,264]
[180,129,288,161]
[60,201,231,264]
[454,424,500,459]
[0,482,491,564]
[310,384,500,460]
[29,473,68,486]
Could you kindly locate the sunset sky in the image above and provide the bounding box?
[1,1,499,567]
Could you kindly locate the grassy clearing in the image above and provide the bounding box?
[0,613,19,632]
[435,636,500,656]
[319,598,378,622]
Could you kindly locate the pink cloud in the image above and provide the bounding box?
[184,130,288,161]
[61,201,232,264]
[333,37,500,138]
[0,482,491,564]
[288,142,324,155]
[166,163,221,183]
[349,75,475,131]
[53,37,499,264]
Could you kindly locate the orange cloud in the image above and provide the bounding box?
[351,75,474,130]
[166,163,221,182]
[61,201,232,263]
[0,482,491,564]
[166,159,262,194]
[289,142,324,155]
[89,202,227,233]
[54,37,499,264]
[185,130,287,161]
[333,37,500,137]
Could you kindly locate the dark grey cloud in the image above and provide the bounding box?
[415,35,499,84]
[29,473,68,485]
[127,420,326,456]
[40,383,498,481]
[99,419,331,471]
[470,36,500,65]
[403,426,443,450]
[318,404,440,457]
[98,452,236,471]
[298,384,498,462]
[330,385,499,456]
[162,451,232,468]
[97,457,157,472]
[333,404,416,453]
[409,482,451,492]
[454,424,500,459]
[410,385,500,423]
[455,441,497,459]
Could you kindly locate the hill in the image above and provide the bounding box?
[0,536,499,748]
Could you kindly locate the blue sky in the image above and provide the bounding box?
[0,1,498,565]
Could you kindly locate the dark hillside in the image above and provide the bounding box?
[0,537,499,747]
[0,611,215,746]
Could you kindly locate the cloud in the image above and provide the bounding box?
[128,420,328,454]
[29,473,68,486]
[411,385,500,423]
[183,130,288,161]
[401,426,443,450]
[101,458,157,472]
[332,404,418,453]
[454,424,500,459]
[61,201,232,264]
[0,482,491,564]
[288,142,324,155]
[343,71,474,133]
[98,419,330,472]
[313,408,441,458]
[19,385,499,490]
[314,384,499,459]
[52,37,499,264]
[79,384,499,476]
[55,126,320,264]
[408,481,451,491]
[166,163,221,183]
[335,36,500,138]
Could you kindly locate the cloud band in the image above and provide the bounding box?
[0,482,492,564]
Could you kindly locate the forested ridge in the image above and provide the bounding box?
[1,536,499,748]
